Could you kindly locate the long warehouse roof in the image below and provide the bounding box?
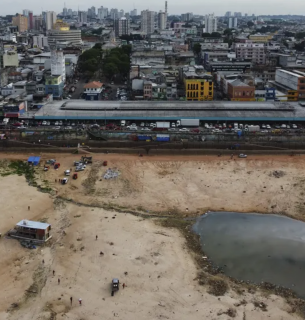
[33,100,305,121]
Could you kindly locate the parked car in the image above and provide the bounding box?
[179,128,189,132]
[42,121,47,125]
[292,124,298,129]
[168,128,177,131]
[13,122,23,127]
[239,154,248,158]
[53,126,61,130]
[266,124,271,129]
[59,121,63,126]
[141,127,151,131]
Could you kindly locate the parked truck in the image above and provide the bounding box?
[247,125,260,132]
[180,119,200,127]
[156,122,170,128]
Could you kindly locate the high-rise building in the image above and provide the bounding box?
[91,6,96,17]
[130,9,137,16]
[110,9,119,20]
[22,9,30,17]
[46,11,57,30]
[33,15,43,31]
[12,14,28,32]
[158,11,166,30]
[119,10,124,18]
[98,7,108,20]
[28,11,34,30]
[114,17,130,37]
[225,11,231,17]
[181,12,193,22]
[234,12,242,17]
[68,9,72,16]
[205,14,217,33]
[78,11,88,24]
[235,43,266,64]
[63,7,67,17]
[228,17,238,28]
[141,10,155,35]
[51,49,66,81]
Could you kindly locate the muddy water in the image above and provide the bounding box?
[193,212,305,298]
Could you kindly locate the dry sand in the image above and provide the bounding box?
[0,153,304,320]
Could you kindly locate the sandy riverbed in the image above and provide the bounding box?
[0,153,304,319]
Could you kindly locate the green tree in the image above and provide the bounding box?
[193,43,202,56]
[104,63,119,79]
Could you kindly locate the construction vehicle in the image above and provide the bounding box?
[111,278,119,296]
[73,173,78,180]
[54,163,60,169]
[81,156,92,164]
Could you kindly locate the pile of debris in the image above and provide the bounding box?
[20,240,36,249]
[103,168,120,180]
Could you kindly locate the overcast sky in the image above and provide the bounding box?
[1,0,303,16]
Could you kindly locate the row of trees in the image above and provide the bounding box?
[78,43,132,79]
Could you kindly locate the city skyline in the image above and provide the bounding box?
[1,0,305,16]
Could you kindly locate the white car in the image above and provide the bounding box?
[168,128,177,131]
[55,121,59,126]
[61,178,69,184]
[239,154,247,158]
[171,123,176,127]
[59,121,63,126]
[141,127,151,131]
[179,128,189,132]
[266,124,271,129]
[42,121,47,125]
[281,124,287,129]
[292,124,298,129]
[287,125,291,129]
[54,126,61,130]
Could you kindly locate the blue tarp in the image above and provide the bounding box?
[27,156,41,166]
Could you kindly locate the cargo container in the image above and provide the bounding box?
[156,122,170,128]
[180,119,200,127]
[156,134,170,142]
[137,135,152,141]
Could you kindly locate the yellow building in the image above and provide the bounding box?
[184,77,213,101]
[12,14,28,32]
[53,19,70,31]
[249,33,273,43]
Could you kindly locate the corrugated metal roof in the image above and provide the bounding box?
[33,100,305,121]
[16,220,50,230]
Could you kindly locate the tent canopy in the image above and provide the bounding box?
[27,156,41,166]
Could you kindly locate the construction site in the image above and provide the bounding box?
[1,152,305,320]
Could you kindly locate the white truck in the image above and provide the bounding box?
[156,122,170,128]
[247,125,260,132]
[180,119,200,127]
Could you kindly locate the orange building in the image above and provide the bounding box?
[227,79,255,101]
[12,14,28,32]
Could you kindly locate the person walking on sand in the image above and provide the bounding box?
[123,283,126,289]
[70,297,73,306]
[96,235,98,240]
[58,278,60,285]
[28,206,30,211]
[53,270,55,276]
[79,298,82,306]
